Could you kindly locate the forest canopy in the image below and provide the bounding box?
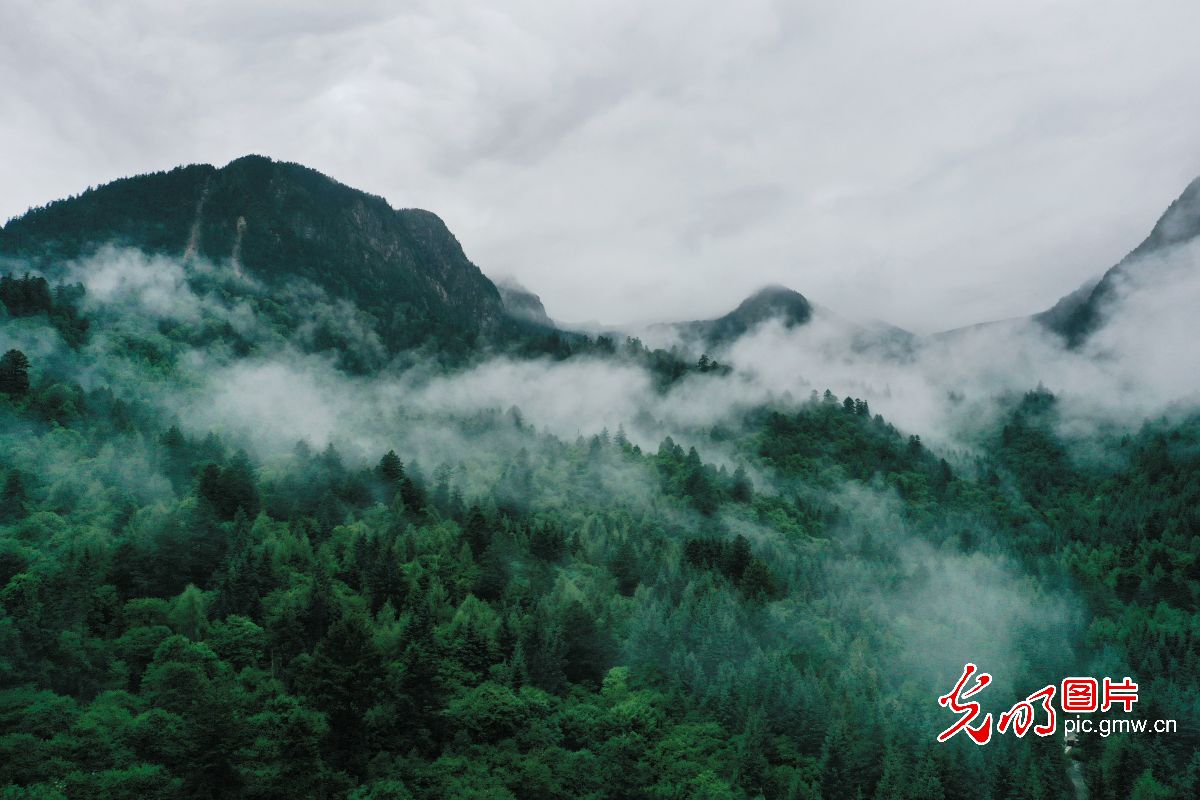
[1,161,1199,799]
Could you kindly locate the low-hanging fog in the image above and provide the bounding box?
[8,240,1176,712]
[6,234,1198,473]
[194,236,1200,465]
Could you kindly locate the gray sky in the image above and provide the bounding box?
[3,1,1200,332]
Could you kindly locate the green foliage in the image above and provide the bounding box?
[0,275,88,347]
[0,283,1197,800]
[0,351,30,397]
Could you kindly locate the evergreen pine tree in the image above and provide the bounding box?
[0,349,30,396]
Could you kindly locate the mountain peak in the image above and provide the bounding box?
[0,156,507,351]
[675,284,812,346]
[723,284,812,327]
[223,153,273,168]
[737,283,808,308]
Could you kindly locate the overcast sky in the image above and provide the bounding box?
[3,1,1200,332]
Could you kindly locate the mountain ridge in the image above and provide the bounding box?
[0,155,508,352]
[927,174,1200,346]
[1036,175,1200,345]
[669,285,813,347]
[6,156,1198,357]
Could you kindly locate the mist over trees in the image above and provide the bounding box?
[1,162,1199,799]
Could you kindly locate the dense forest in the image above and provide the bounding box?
[1,161,1199,800]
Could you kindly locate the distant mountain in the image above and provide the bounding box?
[679,285,813,346]
[647,284,916,359]
[1038,176,1200,345]
[494,277,554,327]
[0,155,508,351]
[20,154,1188,360]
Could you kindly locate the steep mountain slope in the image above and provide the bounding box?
[1038,175,1200,345]
[495,277,554,327]
[0,155,508,351]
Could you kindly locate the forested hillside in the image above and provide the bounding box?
[1,162,1198,800]
[0,156,514,354]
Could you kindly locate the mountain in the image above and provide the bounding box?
[649,284,917,359]
[495,277,554,327]
[0,155,508,351]
[1038,175,1200,345]
[27,153,1191,361]
[678,285,813,346]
